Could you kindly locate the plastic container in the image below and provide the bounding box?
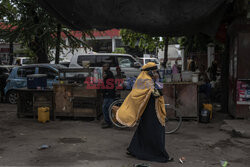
[192,73,199,83]
[199,109,210,123]
[165,75,172,83]
[166,66,172,75]
[38,107,50,123]
[27,74,47,89]
[203,103,213,119]
[173,73,181,82]
[181,71,192,82]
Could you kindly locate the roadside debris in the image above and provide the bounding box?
[38,144,50,150]
[179,157,186,164]
[220,160,228,167]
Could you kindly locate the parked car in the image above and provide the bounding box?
[139,58,160,69]
[4,64,65,104]
[69,53,142,78]
[0,65,16,102]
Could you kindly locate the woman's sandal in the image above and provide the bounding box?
[168,157,174,162]
[126,151,136,157]
[126,151,132,155]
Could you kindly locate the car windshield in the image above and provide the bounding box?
[22,59,31,64]
[118,57,134,68]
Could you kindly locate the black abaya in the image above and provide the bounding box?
[127,95,170,162]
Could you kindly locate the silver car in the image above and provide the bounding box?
[69,53,142,78]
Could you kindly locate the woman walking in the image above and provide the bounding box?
[116,62,173,163]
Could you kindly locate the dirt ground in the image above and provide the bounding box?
[0,103,250,167]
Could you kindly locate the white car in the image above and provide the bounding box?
[13,57,32,65]
[139,58,160,69]
[69,53,142,78]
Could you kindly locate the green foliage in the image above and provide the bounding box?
[120,29,165,52]
[178,34,224,53]
[178,34,211,52]
[112,47,126,54]
[120,29,225,59]
[0,0,93,62]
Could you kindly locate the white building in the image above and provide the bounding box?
[51,29,122,63]
[0,41,25,64]
[157,44,182,66]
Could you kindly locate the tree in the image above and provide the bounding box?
[120,29,165,53]
[179,34,213,53]
[0,0,93,63]
[120,29,179,67]
[178,33,225,56]
[112,47,126,54]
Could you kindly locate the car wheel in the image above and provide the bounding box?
[7,90,18,104]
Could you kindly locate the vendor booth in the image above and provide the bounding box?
[228,23,250,118]
[163,82,199,119]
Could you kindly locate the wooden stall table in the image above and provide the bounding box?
[53,83,102,119]
[162,82,199,119]
[15,88,54,120]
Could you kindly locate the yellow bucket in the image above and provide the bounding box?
[203,104,213,120]
[38,107,50,123]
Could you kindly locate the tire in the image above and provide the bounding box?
[108,99,127,128]
[6,90,18,104]
[165,105,182,134]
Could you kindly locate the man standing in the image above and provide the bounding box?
[101,63,116,128]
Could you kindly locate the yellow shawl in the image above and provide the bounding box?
[116,62,166,127]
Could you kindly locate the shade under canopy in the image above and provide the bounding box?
[38,0,228,36]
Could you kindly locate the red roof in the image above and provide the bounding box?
[0,22,17,30]
[0,22,120,39]
[92,29,120,38]
[62,29,120,39]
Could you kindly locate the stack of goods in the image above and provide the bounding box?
[237,81,250,103]
[27,74,47,89]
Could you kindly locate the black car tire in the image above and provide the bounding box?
[6,90,18,104]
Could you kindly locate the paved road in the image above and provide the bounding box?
[0,103,249,167]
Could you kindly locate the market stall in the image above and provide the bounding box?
[228,24,250,118]
[162,82,199,119]
[53,68,102,118]
[53,83,102,118]
[16,88,54,120]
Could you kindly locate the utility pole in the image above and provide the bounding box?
[55,24,62,64]
[163,37,168,68]
[9,42,13,65]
